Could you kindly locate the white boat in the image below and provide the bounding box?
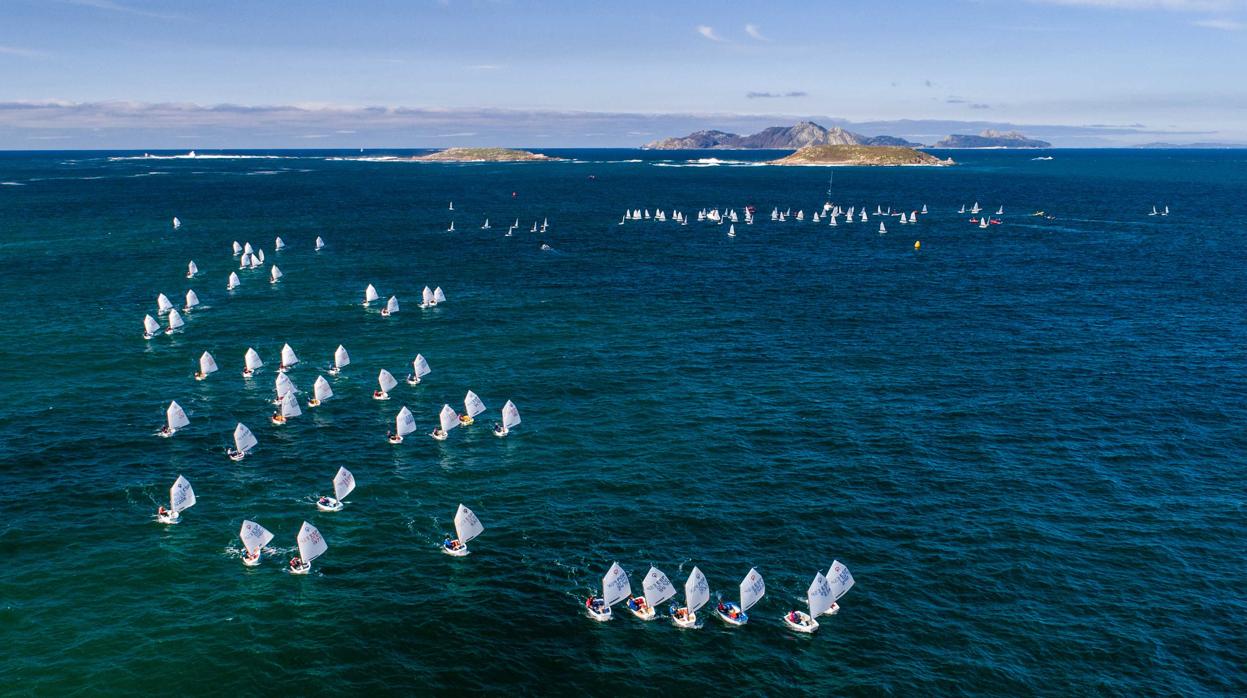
[195,351,218,381]
[143,314,160,339]
[420,286,435,308]
[186,261,198,278]
[627,566,674,621]
[898,213,907,224]
[587,561,630,621]
[308,375,333,407]
[715,567,764,626]
[1162,205,1169,216]
[164,309,184,334]
[240,253,252,269]
[157,293,174,315]
[315,236,325,251]
[821,559,855,616]
[290,521,327,575]
[269,265,282,284]
[481,218,490,229]
[996,206,1004,216]
[921,204,928,214]
[172,216,181,230]
[227,272,240,290]
[316,466,355,511]
[447,221,455,232]
[494,400,520,437]
[860,210,868,222]
[239,520,274,567]
[374,369,397,400]
[432,404,458,440]
[155,475,195,524]
[959,205,966,214]
[271,373,296,406]
[783,571,834,633]
[671,566,709,629]
[160,400,189,437]
[329,344,350,375]
[271,392,301,425]
[980,216,989,229]
[433,287,446,304]
[257,249,265,264]
[184,289,199,312]
[243,242,254,256]
[279,343,299,372]
[381,295,399,317]
[228,422,257,461]
[971,202,981,214]
[363,284,380,307]
[878,222,887,235]
[406,354,431,385]
[274,236,286,251]
[389,405,416,443]
[461,390,486,426]
[727,224,735,238]
[243,347,263,377]
[232,241,242,255]
[449,201,454,210]
[442,503,483,556]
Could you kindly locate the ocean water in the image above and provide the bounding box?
[1,148,1245,695]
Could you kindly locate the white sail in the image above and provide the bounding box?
[184,290,199,308]
[602,562,631,607]
[233,422,258,453]
[501,400,521,429]
[280,392,301,418]
[685,566,709,613]
[274,236,285,250]
[166,400,190,430]
[258,249,266,264]
[365,284,380,303]
[333,466,355,501]
[740,568,765,611]
[454,503,484,544]
[807,572,834,617]
[378,369,398,393]
[395,406,416,436]
[143,314,160,335]
[315,236,325,250]
[464,390,486,418]
[240,253,251,269]
[232,241,242,255]
[228,272,240,289]
[996,206,1004,216]
[187,261,198,277]
[281,343,299,367]
[878,222,887,234]
[422,286,434,306]
[313,375,333,402]
[250,255,262,269]
[166,309,184,330]
[385,296,399,314]
[297,521,327,563]
[334,345,350,369]
[173,216,181,229]
[245,347,263,371]
[270,265,282,282]
[642,566,677,608]
[411,354,430,378]
[170,475,196,513]
[439,404,459,432]
[826,560,855,601]
[243,242,254,256]
[239,520,274,556]
[433,287,446,303]
[199,351,218,375]
[274,372,294,398]
[157,293,173,314]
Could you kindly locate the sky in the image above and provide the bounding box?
[1,0,1245,148]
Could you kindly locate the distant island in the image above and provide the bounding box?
[1132,141,1247,149]
[643,121,922,150]
[411,147,559,162]
[769,144,953,166]
[932,130,1051,148]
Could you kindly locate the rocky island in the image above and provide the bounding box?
[769,144,953,166]
[643,121,922,149]
[410,147,559,162]
[932,130,1051,148]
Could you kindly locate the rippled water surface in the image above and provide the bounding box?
[1,148,1245,695]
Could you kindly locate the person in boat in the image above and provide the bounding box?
[290,556,303,570]
[443,537,461,551]
[431,427,446,439]
[492,422,504,436]
[307,397,320,407]
[459,414,472,426]
[157,506,168,517]
[244,549,260,563]
[627,596,647,612]
[271,411,286,424]
[587,597,606,613]
[318,496,331,507]
[373,389,385,399]
[159,425,172,437]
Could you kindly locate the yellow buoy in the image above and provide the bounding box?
[914,240,921,249]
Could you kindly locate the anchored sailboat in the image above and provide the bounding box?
[586,561,630,621]
[239,520,274,566]
[155,475,195,524]
[290,521,326,575]
[442,504,483,556]
[316,466,355,512]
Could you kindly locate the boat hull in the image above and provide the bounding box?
[586,606,612,622]
[290,562,311,575]
[316,498,343,512]
[783,611,819,633]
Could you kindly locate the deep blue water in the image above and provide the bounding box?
[1,148,1245,695]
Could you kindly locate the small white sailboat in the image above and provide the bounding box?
[878,222,887,235]
[290,521,326,575]
[447,221,455,232]
[363,284,380,307]
[186,261,198,279]
[389,405,416,443]
[461,390,486,426]
[243,347,263,377]
[243,242,254,256]
[269,265,282,284]
[1149,205,1158,216]
[727,224,735,238]
[626,566,675,621]
[143,314,160,340]
[157,293,174,315]
[671,566,709,629]
[420,286,435,309]
[239,252,251,268]
[329,344,350,376]
[228,422,257,461]
[715,567,764,626]
[586,561,630,621]
[172,216,181,230]
[381,295,399,317]
[315,236,325,251]
[160,400,189,437]
[279,343,299,372]
[227,272,240,290]
[406,354,430,385]
[195,351,218,381]
[783,571,834,633]
[821,560,856,616]
[921,204,928,214]
[995,206,1004,216]
[433,287,446,305]
[155,475,195,524]
[307,375,333,407]
[979,216,989,229]
[374,369,397,400]
[164,309,184,334]
[494,400,520,437]
[272,372,296,405]
[239,520,274,566]
[316,466,355,512]
[971,201,981,214]
[271,392,301,425]
[257,250,266,266]
[232,241,243,256]
[481,218,490,229]
[958,204,966,214]
[1162,205,1169,216]
[442,503,483,556]
[449,201,454,211]
[274,236,286,251]
[431,404,458,440]
[183,289,199,312]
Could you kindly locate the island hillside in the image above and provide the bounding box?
[644,121,922,149]
[932,130,1050,148]
[768,144,952,166]
[411,147,559,162]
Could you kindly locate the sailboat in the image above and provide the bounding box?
[995,206,1004,216]
[279,343,299,372]
[783,571,834,633]
[481,218,490,230]
[381,295,399,317]
[389,405,416,443]
[447,221,455,232]
[243,347,263,377]
[626,566,675,621]
[271,392,301,425]
[232,241,242,256]
[157,293,174,315]
[160,400,189,437]
[227,272,240,290]
[315,236,325,251]
[461,390,486,426]
[821,560,855,615]
[256,249,265,263]
[172,216,181,230]
[307,375,333,407]
[958,204,966,214]
[432,404,458,440]
[239,253,252,269]
[406,354,430,385]
[420,286,435,309]
[715,567,764,626]
[442,503,483,557]
[374,369,398,400]
[269,265,282,284]
[671,566,709,629]
[316,466,355,512]
[183,290,199,312]
[860,210,868,222]
[586,561,630,621]
[155,475,195,524]
[979,216,989,229]
[878,222,887,235]
[727,224,736,238]
[143,314,160,340]
[243,242,254,256]
[433,287,446,305]
[530,221,537,233]
[899,213,907,225]
[971,201,981,214]
[274,236,286,251]
[329,344,350,375]
[195,351,218,381]
[186,261,198,279]
[1162,205,1169,216]
[363,284,380,307]
[290,521,327,575]
[239,520,274,567]
[921,204,928,214]
[228,422,257,461]
[164,309,184,335]
[494,400,520,437]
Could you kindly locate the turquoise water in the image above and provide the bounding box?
[2,149,1245,695]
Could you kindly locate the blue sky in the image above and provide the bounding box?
[1,0,1244,148]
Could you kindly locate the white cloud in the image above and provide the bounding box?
[744,24,770,41]
[1191,17,1245,27]
[695,25,727,42]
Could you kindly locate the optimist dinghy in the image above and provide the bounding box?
[406,354,430,385]
[431,404,458,441]
[363,284,380,307]
[821,559,855,616]
[715,567,764,626]
[373,369,398,400]
[227,272,240,290]
[316,466,355,512]
[159,400,189,437]
[195,351,218,381]
[627,566,675,621]
[164,309,184,335]
[155,475,195,524]
[460,390,486,426]
[442,503,483,557]
[239,520,274,566]
[670,566,709,629]
[186,261,198,279]
[307,375,332,407]
[389,406,416,443]
[289,521,326,575]
[783,571,834,633]
[243,347,263,378]
[329,344,350,376]
[227,422,257,461]
[494,400,520,437]
[586,562,630,622]
[381,295,399,317]
[278,343,299,372]
[143,314,160,340]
